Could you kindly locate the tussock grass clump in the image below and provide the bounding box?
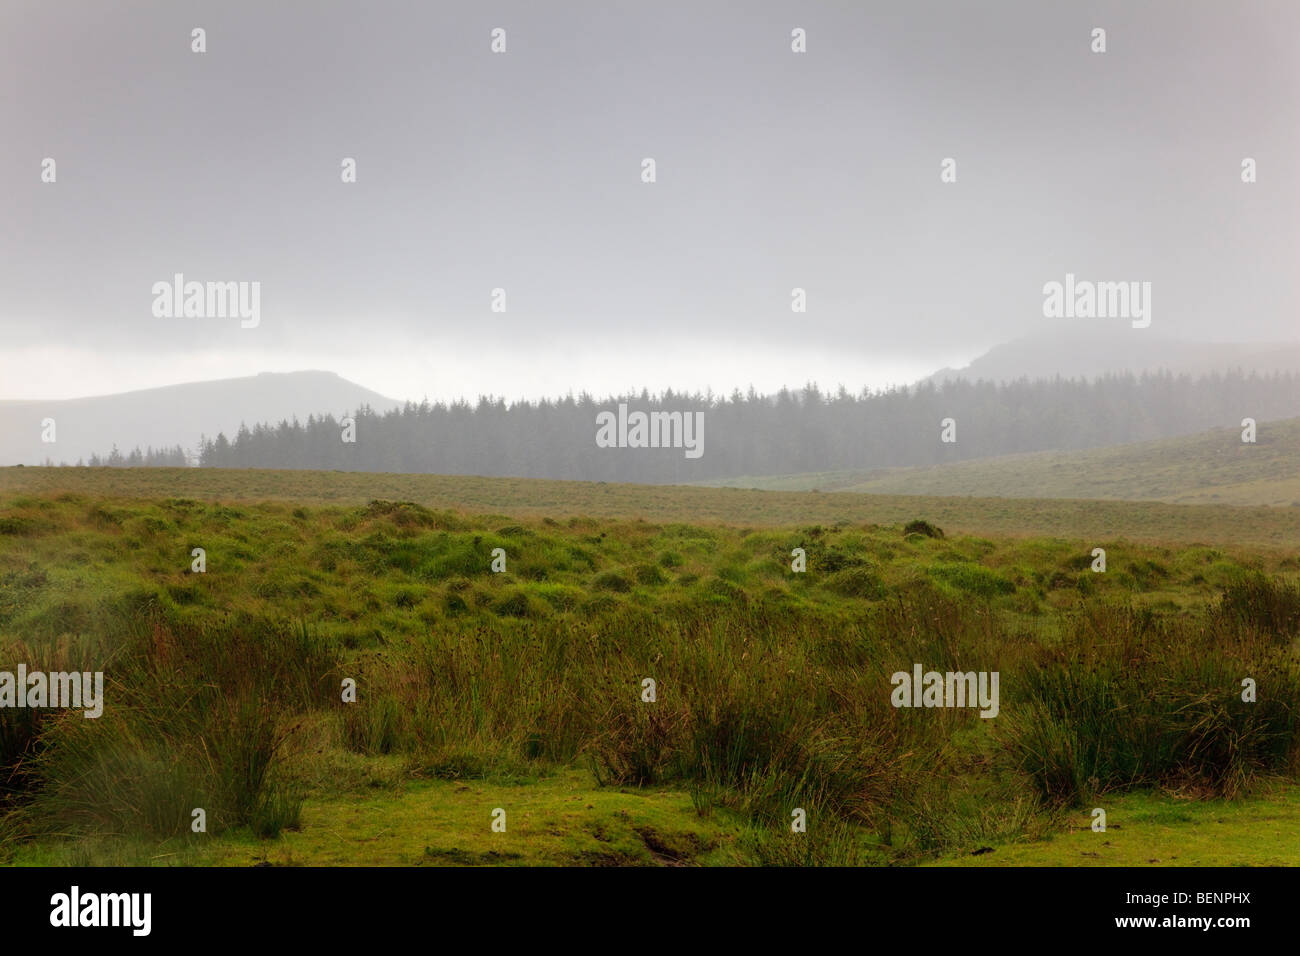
[740,816,872,866]
[0,633,104,806]
[930,563,1016,597]
[21,614,336,839]
[823,566,886,599]
[593,570,633,593]
[1214,572,1300,640]
[903,519,945,539]
[1000,603,1300,803]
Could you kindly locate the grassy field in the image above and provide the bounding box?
[6,465,1300,550]
[1,468,1298,866]
[702,416,1300,509]
[927,781,1300,867]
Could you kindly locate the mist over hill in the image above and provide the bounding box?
[19,333,1300,479]
[0,371,401,466]
[926,328,1300,385]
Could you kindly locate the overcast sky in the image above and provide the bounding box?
[2,0,1296,402]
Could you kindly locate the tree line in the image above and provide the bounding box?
[90,369,1300,482]
[79,445,190,468]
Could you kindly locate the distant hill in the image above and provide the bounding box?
[0,371,402,466]
[926,328,1300,385]
[702,417,1300,507]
